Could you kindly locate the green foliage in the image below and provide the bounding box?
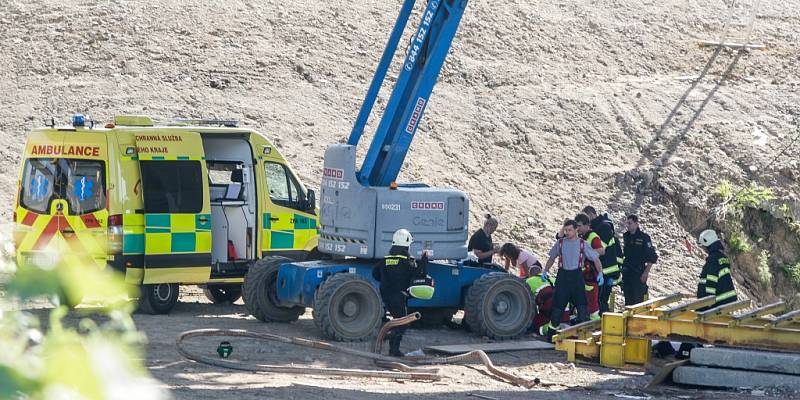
[0,228,166,400]
[779,203,791,218]
[716,180,776,219]
[757,250,773,287]
[726,230,752,254]
[783,262,800,289]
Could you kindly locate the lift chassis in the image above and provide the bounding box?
[242,0,534,341]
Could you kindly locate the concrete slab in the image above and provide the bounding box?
[674,366,800,389]
[691,347,800,375]
[424,340,554,354]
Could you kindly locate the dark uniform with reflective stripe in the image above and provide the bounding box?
[621,229,658,306]
[372,245,427,356]
[697,241,737,309]
[590,215,623,314]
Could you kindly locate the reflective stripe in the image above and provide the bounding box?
[699,279,707,284]
[585,284,594,291]
[705,287,717,294]
[603,264,620,274]
[716,290,736,302]
[607,238,616,247]
[718,267,731,278]
[384,254,408,267]
[617,257,624,264]
[719,257,731,266]
[706,275,718,283]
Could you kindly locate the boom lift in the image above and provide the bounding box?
[242,0,534,341]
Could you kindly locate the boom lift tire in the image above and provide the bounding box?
[409,307,457,329]
[243,256,305,322]
[313,273,382,342]
[464,273,533,340]
[203,284,243,304]
[138,283,180,315]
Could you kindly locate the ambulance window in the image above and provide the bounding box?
[63,159,106,215]
[265,162,303,210]
[20,159,57,214]
[140,161,203,214]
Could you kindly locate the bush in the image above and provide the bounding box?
[0,227,167,400]
[727,230,752,254]
[757,250,772,287]
[783,262,800,289]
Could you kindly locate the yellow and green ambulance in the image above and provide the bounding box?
[14,115,319,314]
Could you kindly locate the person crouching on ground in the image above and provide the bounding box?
[499,242,541,279]
[540,219,603,338]
[372,229,429,357]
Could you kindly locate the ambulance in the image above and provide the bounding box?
[14,115,319,314]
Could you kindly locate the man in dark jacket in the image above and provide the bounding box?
[582,206,623,314]
[621,214,658,306]
[372,228,428,357]
[696,229,737,309]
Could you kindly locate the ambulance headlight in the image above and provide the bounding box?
[72,114,86,127]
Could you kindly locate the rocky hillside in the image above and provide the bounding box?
[1,0,798,304]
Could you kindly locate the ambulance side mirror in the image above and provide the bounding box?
[306,189,316,212]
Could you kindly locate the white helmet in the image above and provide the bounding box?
[698,229,720,247]
[392,229,413,247]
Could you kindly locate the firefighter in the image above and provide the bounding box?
[621,214,658,306]
[582,206,623,314]
[674,229,738,359]
[575,213,604,320]
[540,219,603,337]
[696,229,737,309]
[372,229,428,357]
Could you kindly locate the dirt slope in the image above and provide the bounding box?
[2,0,798,302]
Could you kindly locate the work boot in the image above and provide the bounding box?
[388,335,403,357]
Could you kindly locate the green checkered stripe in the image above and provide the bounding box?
[262,213,317,250]
[123,213,212,254]
[122,155,205,161]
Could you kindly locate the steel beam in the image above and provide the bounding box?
[624,293,684,315]
[658,296,716,319]
[730,301,786,326]
[626,315,800,352]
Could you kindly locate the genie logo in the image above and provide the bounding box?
[405,97,427,134]
[411,201,444,211]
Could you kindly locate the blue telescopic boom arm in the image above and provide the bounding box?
[347,0,469,187]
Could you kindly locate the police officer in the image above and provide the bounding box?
[621,215,658,305]
[696,229,737,309]
[372,229,428,357]
[582,206,623,314]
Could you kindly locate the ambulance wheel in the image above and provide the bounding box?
[243,256,305,322]
[203,284,243,304]
[313,273,382,342]
[464,273,533,340]
[410,307,457,329]
[138,283,180,315]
